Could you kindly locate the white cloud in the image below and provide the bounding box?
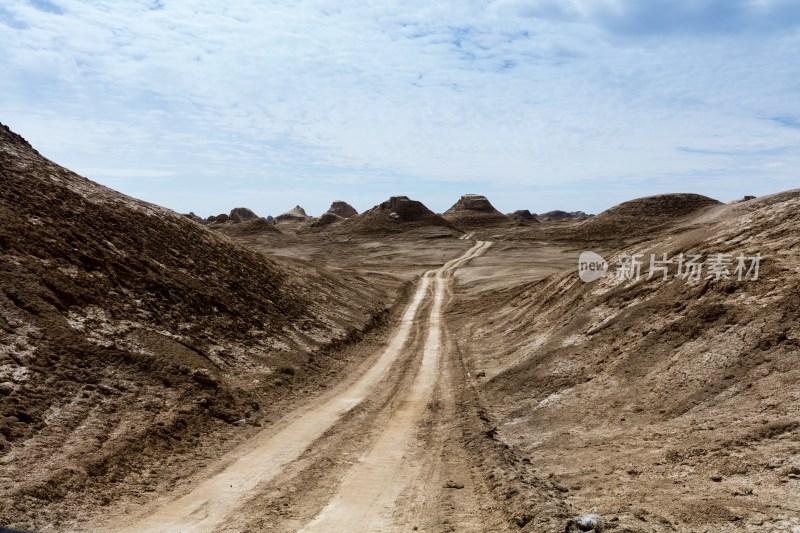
[0,0,798,216]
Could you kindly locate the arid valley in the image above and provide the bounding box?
[1,122,799,532]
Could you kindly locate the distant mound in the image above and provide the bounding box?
[327,200,358,218]
[333,196,459,236]
[443,194,510,230]
[207,212,230,224]
[204,207,261,225]
[310,212,345,227]
[597,193,720,220]
[538,210,592,222]
[375,196,436,220]
[446,194,497,213]
[500,193,723,245]
[564,193,722,244]
[276,205,310,222]
[214,217,281,236]
[508,209,540,223]
[229,207,259,223]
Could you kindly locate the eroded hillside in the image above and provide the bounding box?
[451,191,800,531]
[0,123,400,531]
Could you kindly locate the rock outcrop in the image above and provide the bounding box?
[442,194,510,230]
[276,205,310,222]
[326,201,358,219]
[508,210,540,223]
[229,207,259,222]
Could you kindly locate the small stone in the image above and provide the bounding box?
[711,475,723,482]
[767,458,785,469]
[566,514,605,532]
[191,368,219,387]
[784,465,800,476]
[443,481,464,489]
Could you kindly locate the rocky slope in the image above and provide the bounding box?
[0,122,394,531]
[451,189,800,531]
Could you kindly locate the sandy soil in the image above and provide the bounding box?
[450,193,800,532]
[89,241,504,533]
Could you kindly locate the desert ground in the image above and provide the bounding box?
[1,122,799,532]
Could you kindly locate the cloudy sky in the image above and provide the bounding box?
[1,0,799,217]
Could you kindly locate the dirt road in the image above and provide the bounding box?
[103,240,496,532]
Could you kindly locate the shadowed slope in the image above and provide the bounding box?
[0,122,388,531]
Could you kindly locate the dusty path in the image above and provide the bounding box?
[104,241,492,533]
[300,241,491,532]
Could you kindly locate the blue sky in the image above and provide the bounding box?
[1,0,799,217]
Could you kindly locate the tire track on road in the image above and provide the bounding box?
[111,243,486,533]
[300,241,491,532]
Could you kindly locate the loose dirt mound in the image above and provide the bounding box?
[328,196,460,237]
[451,190,800,531]
[276,205,310,222]
[327,201,358,218]
[0,122,390,531]
[443,194,511,230]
